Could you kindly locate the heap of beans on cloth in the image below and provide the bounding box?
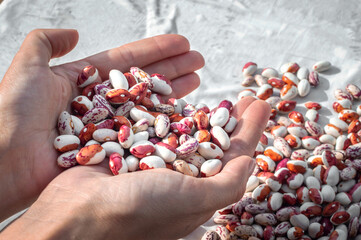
[55,66,236,177]
[202,61,361,240]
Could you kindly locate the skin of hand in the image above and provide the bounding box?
[0,29,270,239]
[0,29,204,221]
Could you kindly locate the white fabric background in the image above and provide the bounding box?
[0,0,361,239]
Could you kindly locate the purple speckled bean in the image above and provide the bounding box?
[92,94,115,117]
[170,122,191,136]
[176,138,199,158]
[352,159,361,171]
[179,134,192,145]
[184,153,205,169]
[305,121,323,137]
[102,79,112,88]
[240,195,254,205]
[132,118,149,133]
[57,111,75,135]
[57,150,78,168]
[291,149,310,160]
[313,143,334,156]
[245,204,266,215]
[234,225,257,238]
[334,89,353,101]
[82,107,109,124]
[182,104,197,117]
[276,207,297,222]
[255,213,277,226]
[154,104,175,116]
[308,71,319,87]
[340,166,357,181]
[231,201,244,216]
[201,230,219,240]
[215,225,230,240]
[213,214,239,225]
[274,221,292,236]
[346,143,361,159]
[273,137,292,157]
[115,101,135,117]
[154,114,170,138]
[94,84,111,98]
[130,67,154,88]
[346,84,361,99]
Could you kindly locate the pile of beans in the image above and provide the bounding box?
[55,66,237,177]
[202,61,361,240]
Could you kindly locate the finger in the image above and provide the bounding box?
[200,156,255,210]
[142,50,205,80]
[17,29,79,66]
[74,34,190,79]
[231,96,257,120]
[223,100,271,162]
[164,72,201,100]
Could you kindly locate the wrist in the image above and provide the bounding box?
[1,183,133,240]
[0,101,47,220]
[0,151,24,222]
[0,144,36,221]
[1,188,93,239]
[0,95,22,220]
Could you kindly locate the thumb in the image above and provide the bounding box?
[201,156,255,210]
[16,29,79,66]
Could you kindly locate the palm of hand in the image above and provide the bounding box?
[0,64,73,204]
[46,92,270,238]
[48,165,215,239]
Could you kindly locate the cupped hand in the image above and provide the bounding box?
[0,29,204,220]
[2,97,270,240]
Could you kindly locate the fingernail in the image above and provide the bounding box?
[248,158,256,176]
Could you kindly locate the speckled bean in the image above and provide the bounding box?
[313,60,331,72]
[109,152,128,175]
[255,213,277,226]
[58,111,75,135]
[57,150,79,168]
[118,125,134,149]
[198,142,224,159]
[176,138,199,158]
[173,159,193,176]
[77,65,100,88]
[150,73,172,95]
[200,159,222,177]
[92,128,117,142]
[76,144,106,165]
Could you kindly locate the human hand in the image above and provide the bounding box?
[0,29,204,220]
[1,96,270,239]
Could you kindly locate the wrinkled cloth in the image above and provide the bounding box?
[1,0,361,238]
